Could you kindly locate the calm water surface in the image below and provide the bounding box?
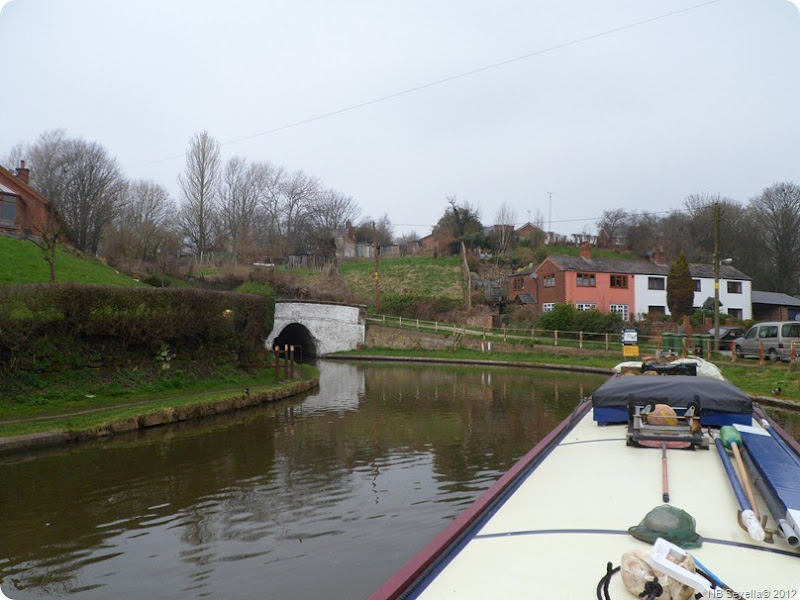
[0,361,796,599]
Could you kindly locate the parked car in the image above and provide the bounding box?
[733,321,800,361]
[706,326,745,348]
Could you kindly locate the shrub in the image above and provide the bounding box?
[538,303,578,331]
[0,283,276,376]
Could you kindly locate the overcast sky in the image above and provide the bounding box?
[1,0,799,238]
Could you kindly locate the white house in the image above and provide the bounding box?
[633,263,751,320]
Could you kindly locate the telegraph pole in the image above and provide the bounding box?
[547,192,555,237]
[372,221,380,313]
[713,202,720,353]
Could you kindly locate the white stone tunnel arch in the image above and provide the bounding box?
[265,301,366,358]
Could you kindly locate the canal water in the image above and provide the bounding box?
[0,361,796,600]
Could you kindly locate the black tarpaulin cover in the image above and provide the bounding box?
[591,375,752,414]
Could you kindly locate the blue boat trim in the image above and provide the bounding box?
[472,527,800,559]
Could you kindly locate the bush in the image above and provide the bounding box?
[538,303,578,331]
[0,283,276,376]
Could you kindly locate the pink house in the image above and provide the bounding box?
[535,242,639,321]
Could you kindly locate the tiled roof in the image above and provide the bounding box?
[752,291,800,307]
[540,255,751,280]
[543,255,669,275]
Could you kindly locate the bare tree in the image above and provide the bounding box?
[596,208,628,248]
[11,130,126,255]
[105,180,176,263]
[748,183,800,294]
[491,201,517,258]
[219,157,264,265]
[177,131,221,261]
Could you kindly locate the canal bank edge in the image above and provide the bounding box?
[0,378,319,456]
[327,353,800,413]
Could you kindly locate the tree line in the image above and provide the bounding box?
[595,188,800,295]
[4,129,392,274]
[5,129,800,295]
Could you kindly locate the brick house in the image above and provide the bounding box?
[0,161,56,237]
[526,242,752,322]
[508,266,537,304]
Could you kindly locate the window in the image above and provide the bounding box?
[728,308,743,320]
[745,327,758,340]
[576,273,595,287]
[542,274,555,287]
[610,304,629,321]
[759,326,778,339]
[727,281,742,294]
[693,279,701,292]
[648,277,665,290]
[610,275,628,288]
[576,303,596,311]
[513,277,524,290]
[648,306,666,315]
[783,323,800,337]
[0,193,17,227]
[542,303,555,312]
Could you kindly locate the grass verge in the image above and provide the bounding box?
[0,364,317,438]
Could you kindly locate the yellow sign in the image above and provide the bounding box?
[623,345,640,358]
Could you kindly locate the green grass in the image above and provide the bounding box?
[0,235,141,286]
[0,364,318,437]
[339,256,464,305]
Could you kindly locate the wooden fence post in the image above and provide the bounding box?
[274,346,280,380]
[730,342,737,362]
[284,344,289,378]
[290,345,295,378]
[579,331,583,350]
[554,330,559,347]
[605,333,609,351]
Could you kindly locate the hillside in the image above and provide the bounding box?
[0,234,140,287]
[338,256,465,305]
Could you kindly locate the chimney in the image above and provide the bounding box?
[579,240,592,260]
[15,160,30,185]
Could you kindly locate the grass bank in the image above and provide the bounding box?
[0,364,318,439]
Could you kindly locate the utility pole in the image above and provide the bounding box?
[547,192,555,238]
[372,221,380,313]
[713,202,720,354]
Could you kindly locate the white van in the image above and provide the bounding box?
[733,321,800,361]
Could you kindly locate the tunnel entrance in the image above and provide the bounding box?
[272,323,317,361]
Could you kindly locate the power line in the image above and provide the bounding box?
[129,0,723,169]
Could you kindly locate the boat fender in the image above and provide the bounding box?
[620,550,697,600]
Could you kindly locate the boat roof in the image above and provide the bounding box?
[374,404,800,599]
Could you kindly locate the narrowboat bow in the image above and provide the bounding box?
[371,360,800,599]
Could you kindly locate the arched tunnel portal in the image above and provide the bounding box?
[271,322,317,362]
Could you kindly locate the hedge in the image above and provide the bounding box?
[0,283,275,374]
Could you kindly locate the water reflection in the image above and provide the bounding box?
[9,362,792,599]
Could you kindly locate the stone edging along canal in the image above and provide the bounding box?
[0,378,319,457]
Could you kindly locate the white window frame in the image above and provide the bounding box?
[542,303,555,312]
[576,303,596,311]
[610,303,629,321]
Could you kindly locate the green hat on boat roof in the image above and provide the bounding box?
[628,504,703,549]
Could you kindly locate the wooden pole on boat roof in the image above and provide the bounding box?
[661,443,670,503]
